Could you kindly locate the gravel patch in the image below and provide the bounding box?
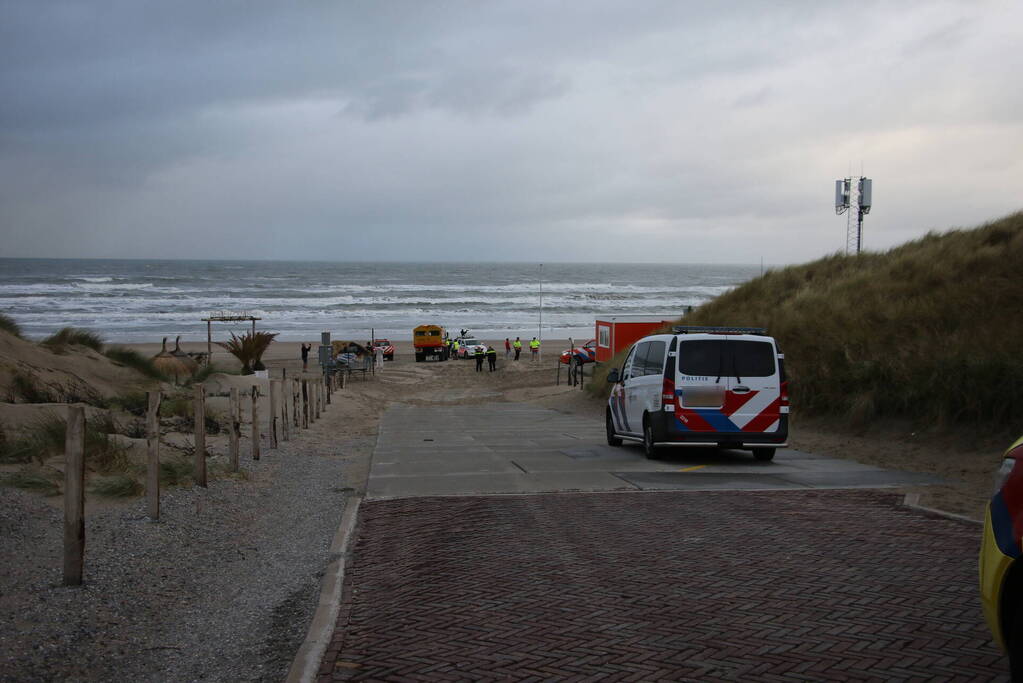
[0,427,374,683]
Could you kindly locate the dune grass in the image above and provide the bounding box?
[90,473,143,498]
[0,313,23,339]
[41,327,105,353]
[0,468,61,496]
[0,412,132,472]
[159,458,193,486]
[591,211,1023,434]
[104,346,166,380]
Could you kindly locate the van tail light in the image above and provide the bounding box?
[780,381,789,407]
[662,377,676,403]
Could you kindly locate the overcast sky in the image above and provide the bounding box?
[2,1,1021,264]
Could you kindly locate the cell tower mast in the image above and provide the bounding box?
[834,176,873,254]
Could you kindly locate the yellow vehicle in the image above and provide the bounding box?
[980,434,1023,674]
[413,324,448,362]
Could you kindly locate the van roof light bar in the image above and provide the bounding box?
[672,325,767,335]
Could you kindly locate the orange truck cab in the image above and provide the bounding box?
[413,325,449,362]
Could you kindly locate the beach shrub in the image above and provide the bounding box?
[611,211,1023,434]
[0,313,23,339]
[104,347,166,380]
[42,327,105,353]
[90,473,142,498]
[217,331,278,375]
[0,468,61,496]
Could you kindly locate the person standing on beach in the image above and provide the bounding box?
[513,337,522,361]
[474,346,485,372]
[301,343,311,370]
[486,346,497,371]
[529,337,540,360]
[375,345,384,370]
[504,338,511,359]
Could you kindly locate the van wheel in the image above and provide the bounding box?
[606,411,622,447]
[752,448,776,462]
[643,417,662,460]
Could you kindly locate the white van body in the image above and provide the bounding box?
[606,329,788,460]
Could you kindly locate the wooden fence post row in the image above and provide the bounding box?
[147,391,161,521]
[64,405,85,586]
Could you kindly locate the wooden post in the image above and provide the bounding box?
[269,379,279,449]
[281,370,290,442]
[280,374,288,443]
[314,381,321,420]
[229,388,240,472]
[292,379,300,429]
[325,374,331,405]
[64,405,85,586]
[194,384,207,487]
[251,385,260,461]
[302,380,309,428]
[206,320,212,366]
[146,391,161,520]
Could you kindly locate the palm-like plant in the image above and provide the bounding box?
[217,331,278,375]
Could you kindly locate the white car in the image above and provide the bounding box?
[456,338,487,359]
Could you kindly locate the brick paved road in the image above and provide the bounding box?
[319,489,1005,681]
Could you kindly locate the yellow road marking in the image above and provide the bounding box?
[677,465,706,472]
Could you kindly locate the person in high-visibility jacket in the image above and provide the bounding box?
[529,337,540,360]
[486,346,497,372]
[474,346,485,372]
[452,340,460,358]
[513,337,522,361]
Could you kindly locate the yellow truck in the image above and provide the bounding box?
[413,324,449,362]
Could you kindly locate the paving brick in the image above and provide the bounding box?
[319,489,1007,680]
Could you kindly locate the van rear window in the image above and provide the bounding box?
[678,339,775,378]
[731,341,775,377]
[677,340,724,376]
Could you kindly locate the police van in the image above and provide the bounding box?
[605,326,788,461]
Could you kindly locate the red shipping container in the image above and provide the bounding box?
[594,315,677,364]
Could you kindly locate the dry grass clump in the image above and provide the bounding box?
[6,371,106,406]
[0,468,61,496]
[41,327,105,353]
[90,473,143,498]
[675,211,1023,432]
[0,313,23,339]
[104,346,166,380]
[159,458,194,486]
[0,412,132,473]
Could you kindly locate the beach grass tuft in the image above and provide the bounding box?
[590,211,1023,434]
[159,458,193,486]
[0,468,61,496]
[109,392,150,417]
[104,346,166,380]
[9,371,59,403]
[0,313,24,339]
[41,327,105,353]
[90,473,142,498]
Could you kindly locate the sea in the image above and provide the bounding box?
[0,259,761,343]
